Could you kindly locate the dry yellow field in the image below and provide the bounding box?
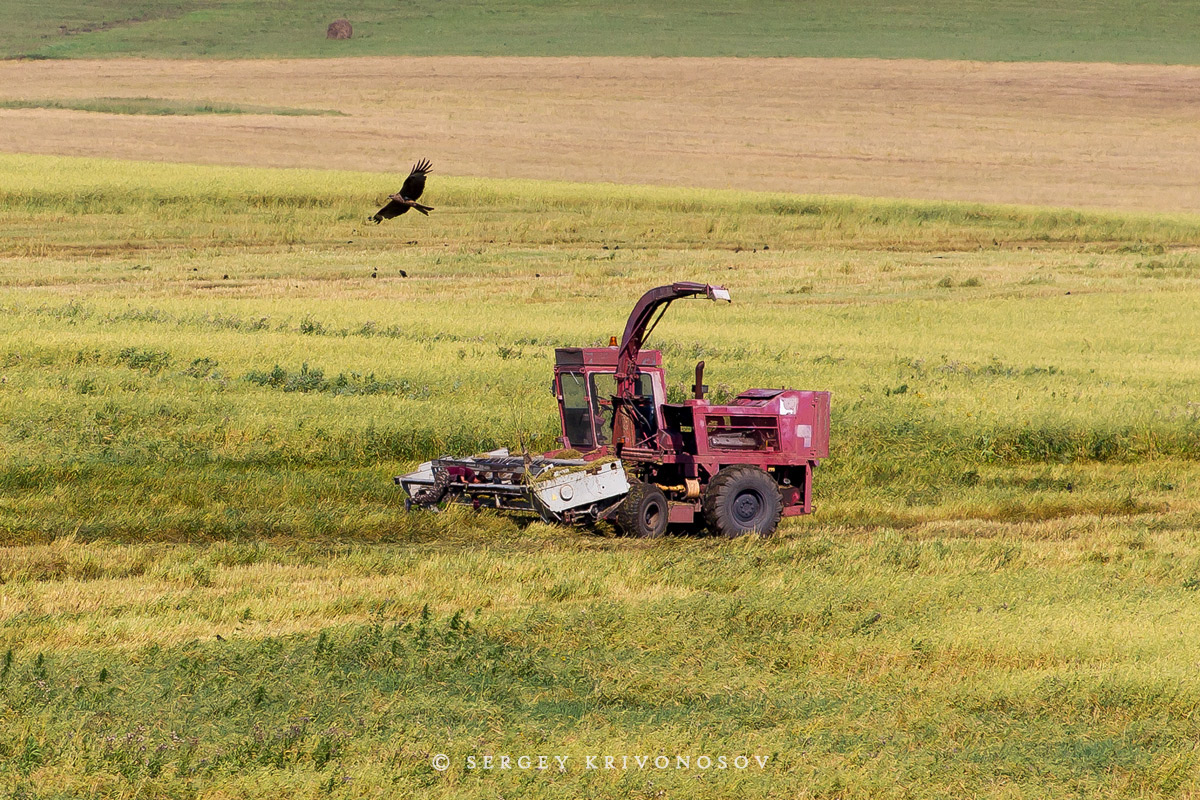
[3,56,1200,212]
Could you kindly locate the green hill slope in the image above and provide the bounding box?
[4,0,1200,63]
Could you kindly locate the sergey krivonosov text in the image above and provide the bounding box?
[430,753,772,772]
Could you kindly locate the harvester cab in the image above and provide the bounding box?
[553,348,661,451]
[553,282,729,453]
[398,282,831,538]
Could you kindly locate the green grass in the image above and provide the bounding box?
[0,97,343,116]
[2,0,1199,62]
[3,531,1200,798]
[3,152,1200,540]
[3,153,1200,797]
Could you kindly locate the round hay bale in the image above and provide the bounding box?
[326,19,352,40]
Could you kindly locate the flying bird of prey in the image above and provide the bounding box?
[371,159,433,223]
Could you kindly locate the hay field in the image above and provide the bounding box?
[2,153,1200,797]
[3,45,1200,798]
[3,57,1200,212]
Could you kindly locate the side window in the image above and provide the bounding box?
[558,371,594,449]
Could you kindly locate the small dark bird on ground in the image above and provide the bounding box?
[399,269,408,278]
[371,269,377,278]
[372,159,433,223]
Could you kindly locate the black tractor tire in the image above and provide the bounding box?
[615,483,669,539]
[702,466,783,538]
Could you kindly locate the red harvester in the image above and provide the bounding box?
[398,282,830,537]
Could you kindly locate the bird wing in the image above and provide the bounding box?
[398,158,432,201]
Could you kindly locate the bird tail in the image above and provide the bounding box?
[413,203,433,216]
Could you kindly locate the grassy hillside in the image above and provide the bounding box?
[3,154,1200,797]
[2,0,1199,62]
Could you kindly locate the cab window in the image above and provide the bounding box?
[558,371,594,449]
[590,373,655,445]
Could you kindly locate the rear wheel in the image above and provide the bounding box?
[702,466,782,538]
[615,483,669,538]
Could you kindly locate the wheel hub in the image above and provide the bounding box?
[733,491,762,525]
[643,504,661,529]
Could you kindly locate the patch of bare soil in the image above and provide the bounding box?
[2,57,1199,212]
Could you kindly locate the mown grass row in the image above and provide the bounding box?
[0,97,342,116]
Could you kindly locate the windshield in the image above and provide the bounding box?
[590,372,654,445]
